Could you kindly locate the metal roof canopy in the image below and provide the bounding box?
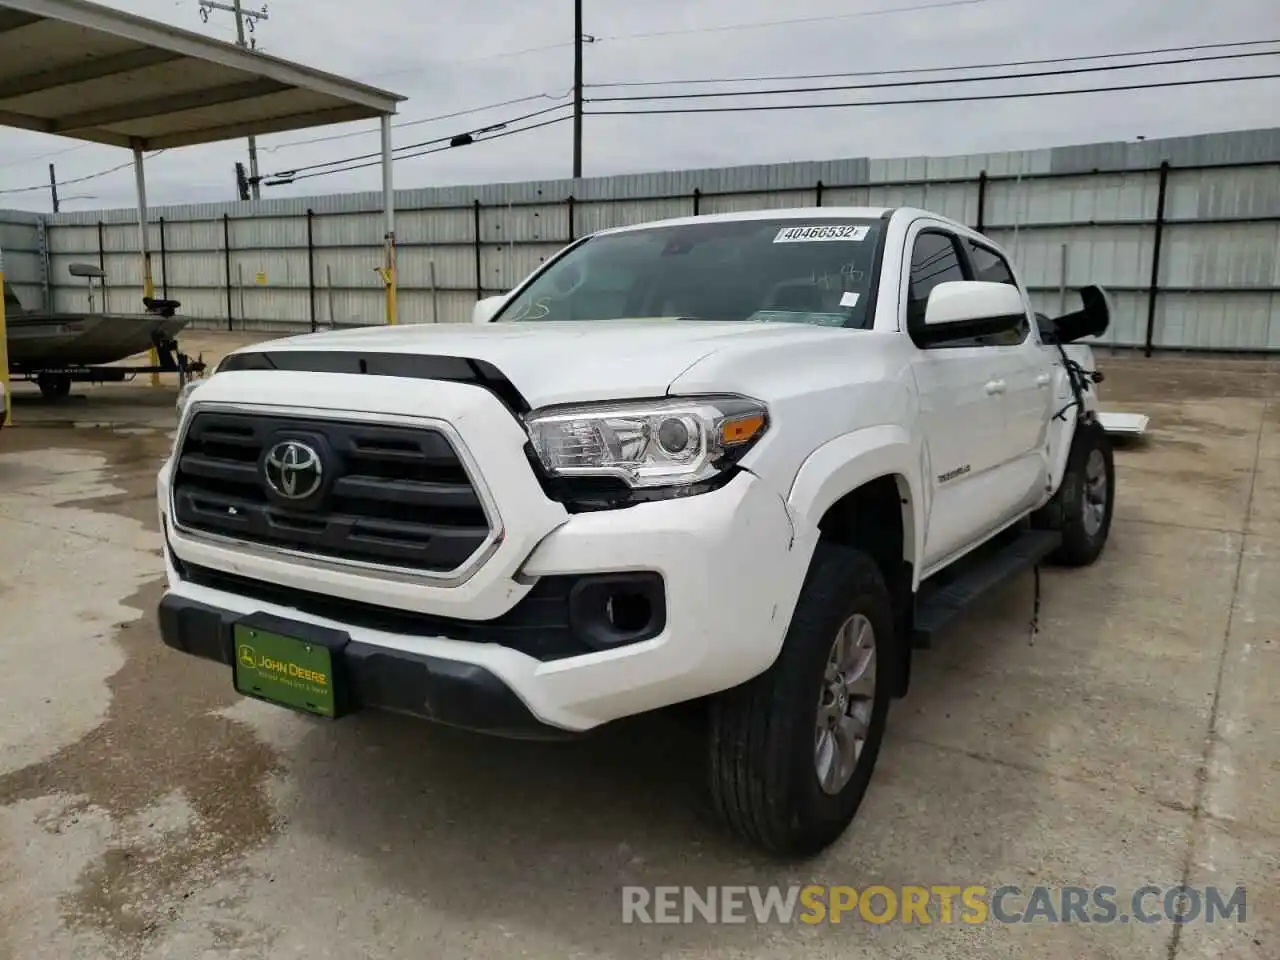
[0,0,404,148]
[0,0,407,374]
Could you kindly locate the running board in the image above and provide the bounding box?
[912,529,1062,648]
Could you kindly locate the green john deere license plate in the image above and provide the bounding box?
[233,622,336,717]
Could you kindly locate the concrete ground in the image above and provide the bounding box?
[0,338,1276,960]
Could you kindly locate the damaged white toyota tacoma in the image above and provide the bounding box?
[158,207,1115,856]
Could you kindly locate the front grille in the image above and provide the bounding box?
[171,411,493,573]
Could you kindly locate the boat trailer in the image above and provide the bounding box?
[5,264,205,400]
[11,328,206,400]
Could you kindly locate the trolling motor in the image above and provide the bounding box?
[143,296,182,318]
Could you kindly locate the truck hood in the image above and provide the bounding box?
[233,319,857,408]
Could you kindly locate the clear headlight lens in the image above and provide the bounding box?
[524,396,768,488]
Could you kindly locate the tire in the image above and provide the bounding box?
[708,542,895,857]
[1039,418,1115,566]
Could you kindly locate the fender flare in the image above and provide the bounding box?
[786,424,925,574]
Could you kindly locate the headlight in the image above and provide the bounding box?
[524,396,768,489]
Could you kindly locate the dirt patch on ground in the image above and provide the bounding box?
[1148,409,1254,439]
[0,426,284,950]
[1098,356,1277,404]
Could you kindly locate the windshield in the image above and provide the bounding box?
[498,217,884,329]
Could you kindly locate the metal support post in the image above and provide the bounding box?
[380,113,398,325]
[1144,160,1171,357]
[133,143,160,386]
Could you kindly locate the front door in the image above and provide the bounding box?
[961,237,1054,514]
[902,225,1014,570]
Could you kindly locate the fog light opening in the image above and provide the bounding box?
[568,573,666,651]
[604,591,652,634]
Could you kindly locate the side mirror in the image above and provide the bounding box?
[919,281,1027,345]
[472,295,506,325]
[1047,284,1113,344]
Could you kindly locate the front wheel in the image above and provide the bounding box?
[707,543,895,857]
[1038,418,1115,566]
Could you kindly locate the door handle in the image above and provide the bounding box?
[984,379,1007,396]
[1035,373,1052,388]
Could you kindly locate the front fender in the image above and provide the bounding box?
[786,424,925,573]
[1046,344,1101,493]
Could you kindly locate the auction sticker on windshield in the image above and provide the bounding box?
[774,225,870,243]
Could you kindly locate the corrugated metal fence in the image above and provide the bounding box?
[0,210,45,311]
[19,127,1280,351]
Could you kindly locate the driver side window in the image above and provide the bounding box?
[965,240,1029,345]
[907,229,1028,349]
[907,230,968,345]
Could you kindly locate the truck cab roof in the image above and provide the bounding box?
[591,206,980,242]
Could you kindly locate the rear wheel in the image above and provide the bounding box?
[1037,418,1115,566]
[708,543,894,857]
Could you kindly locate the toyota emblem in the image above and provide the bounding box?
[264,439,324,500]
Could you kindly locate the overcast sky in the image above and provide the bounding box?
[0,0,1277,212]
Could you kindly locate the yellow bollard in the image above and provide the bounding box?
[143,253,160,387]
[0,248,10,428]
[382,233,398,326]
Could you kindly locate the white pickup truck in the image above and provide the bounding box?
[159,206,1115,856]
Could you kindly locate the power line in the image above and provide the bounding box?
[272,68,1280,185]
[260,91,573,152]
[260,102,574,179]
[0,151,167,197]
[361,0,989,76]
[240,0,995,181]
[366,40,574,74]
[586,37,1280,88]
[0,142,91,172]
[593,0,988,43]
[584,71,1280,115]
[270,115,574,183]
[585,48,1280,103]
[291,37,1274,177]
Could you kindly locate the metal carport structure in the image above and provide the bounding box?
[0,0,405,426]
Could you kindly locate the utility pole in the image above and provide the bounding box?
[198,0,268,199]
[573,0,594,179]
[48,163,59,213]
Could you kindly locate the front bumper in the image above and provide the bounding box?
[160,467,809,733]
[158,593,562,738]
